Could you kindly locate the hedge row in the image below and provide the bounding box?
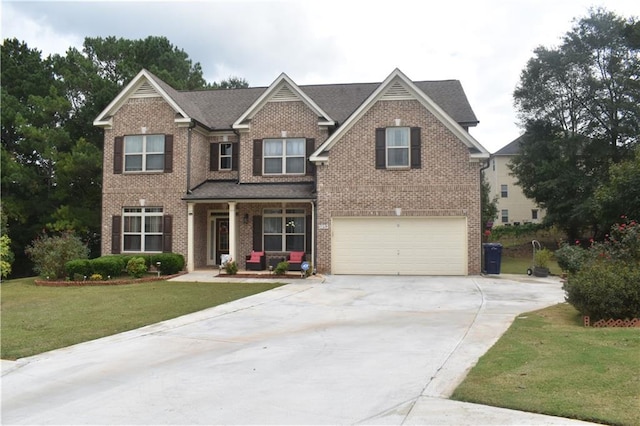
[65,253,185,280]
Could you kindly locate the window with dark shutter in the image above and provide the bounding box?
[253,139,262,176]
[111,215,122,254]
[410,127,421,169]
[114,137,123,174]
[306,139,315,176]
[375,128,386,169]
[252,215,262,251]
[164,135,173,173]
[210,143,219,171]
[231,142,239,171]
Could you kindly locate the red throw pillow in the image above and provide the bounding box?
[290,252,303,262]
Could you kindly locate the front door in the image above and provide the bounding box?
[215,218,230,265]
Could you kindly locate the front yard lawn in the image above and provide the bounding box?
[452,303,640,426]
[1,277,283,360]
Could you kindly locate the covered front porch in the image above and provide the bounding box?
[183,181,316,272]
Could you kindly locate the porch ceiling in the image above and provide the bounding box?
[183,180,315,202]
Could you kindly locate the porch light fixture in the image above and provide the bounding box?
[243,213,249,224]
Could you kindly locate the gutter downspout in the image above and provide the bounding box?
[232,128,241,184]
[186,120,196,193]
[480,159,491,274]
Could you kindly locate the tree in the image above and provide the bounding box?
[595,146,640,227]
[511,9,640,239]
[481,170,498,228]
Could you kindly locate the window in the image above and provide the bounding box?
[386,127,409,168]
[263,139,305,175]
[263,208,305,251]
[219,143,232,170]
[501,209,509,223]
[532,209,539,220]
[123,207,163,252]
[124,135,164,172]
[501,184,508,198]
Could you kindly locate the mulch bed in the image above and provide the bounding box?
[34,272,187,287]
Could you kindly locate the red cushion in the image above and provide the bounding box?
[249,251,263,262]
[289,252,304,262]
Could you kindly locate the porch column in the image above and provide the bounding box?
[228,202,237,263]
[187,202,195,272]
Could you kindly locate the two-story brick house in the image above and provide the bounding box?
[94,68,490,275]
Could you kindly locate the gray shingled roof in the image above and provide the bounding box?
[183,181,315,201]
[147,71,478,130]
[494,135,525,155]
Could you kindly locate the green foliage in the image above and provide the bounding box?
[149,253,185,275]
[126,257,147,278]
[554,244,589,274]
[0,234,14,279]
[564,260,640,321]
[91,256,125,278]
[481,171,498,228]
[65,259,92,279]
[489,223,546,240]
[90,274,103,281]
[224,260,238,275]
[274,261,289,275]
[25,232,89,279]
[533,248,553,268]
[511,9,640,239]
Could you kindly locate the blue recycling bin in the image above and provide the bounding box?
[483,243,502,274]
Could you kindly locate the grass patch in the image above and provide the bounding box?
[452,303,640,426]
[499,255,561,275]
[1,277,284,360]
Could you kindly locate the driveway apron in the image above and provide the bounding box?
[1,275,594,425]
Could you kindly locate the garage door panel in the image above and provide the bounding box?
[332,217,467,275]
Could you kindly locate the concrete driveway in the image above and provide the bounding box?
[1,275,595,425]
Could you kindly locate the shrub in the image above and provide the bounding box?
[563,260,640,321]
[554,244,589,274]
[65,259,92,279]
[274,261,289,275]
[150,253,185,275]
[126,257,147,278]
[534,248,553,268]
[224,260,238,275]
[91,256,125,278]
[90,273,103,281]
[25,231,89,279]
[1,234,14,279]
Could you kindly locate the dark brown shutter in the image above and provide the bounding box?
[210,143,219,171]
[162,215,173,253]
[252,215,262,251]
[410,127,421,169]
[375,128,386,169]
[231,142,239,171]
[305,138,315,176]
[114,137,123,174]
[164,135,173,173]
[305,215,312,254]
[111,215,121,254]
[253,139,262,176]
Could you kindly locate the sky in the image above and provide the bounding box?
[2,0,640,153]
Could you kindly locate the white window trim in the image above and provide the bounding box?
[501,209,509,223]
[501,184,508,198]
[219,143,232,171]
[124,134,164,173]
[263,138,306,175]
[263,208,305,251]
[385,127,410,168]
[122,207,163,252]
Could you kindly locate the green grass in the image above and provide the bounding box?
[499,255,562,275]
[452,303,640,426]
[0,277,284,360]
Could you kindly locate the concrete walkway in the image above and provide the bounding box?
[1,274,596,425]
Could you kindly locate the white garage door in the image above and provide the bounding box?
[331,217,467,275]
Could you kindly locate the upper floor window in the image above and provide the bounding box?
[220,143,232,170]
[375,127,421,170]
[123,207,163,252]
[386,127,410,168]
[501,184,508,198]
[263,138,305,175]
[124,135,165,172]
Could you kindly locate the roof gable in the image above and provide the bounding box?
[310,68,489,162]
[232,73,335,129]
[493,135,525,155]
[93,69,191,128]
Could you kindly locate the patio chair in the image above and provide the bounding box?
[286,251,306,271]
[245,251,266,271]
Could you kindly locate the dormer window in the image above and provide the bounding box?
[386,127,410,168]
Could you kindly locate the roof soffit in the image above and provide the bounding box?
[232,73,335,128]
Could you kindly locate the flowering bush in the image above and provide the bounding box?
[25,231,89,279]
[563,217,640,320]
[90,273,103,281]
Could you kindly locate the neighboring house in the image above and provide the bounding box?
[487,135,545,226]
[94,68,490,275]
